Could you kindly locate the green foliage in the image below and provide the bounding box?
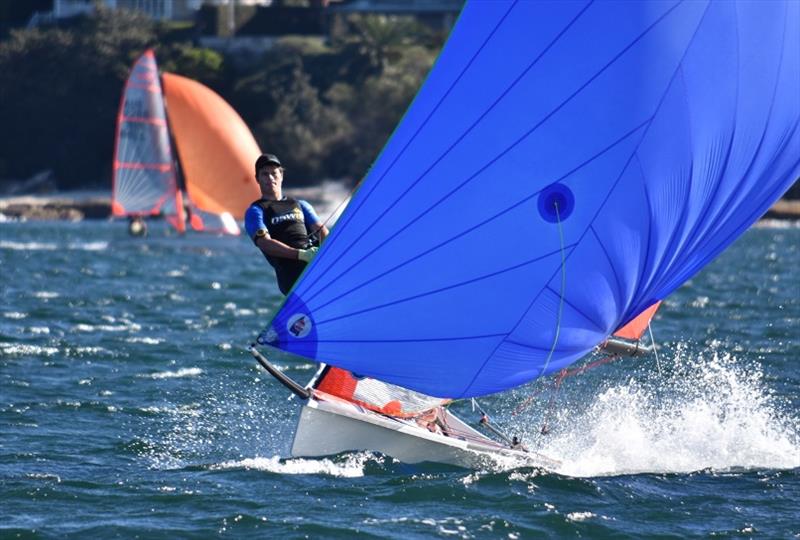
[325,44,436,182]
[158,44,224,87]
[0,7,444,190]
[0,7,156,188]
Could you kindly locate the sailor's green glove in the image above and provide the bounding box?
[297,246,318,263]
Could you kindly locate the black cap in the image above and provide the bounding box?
[255,154,281,174]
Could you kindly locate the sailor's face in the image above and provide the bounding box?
[257,165,283,188]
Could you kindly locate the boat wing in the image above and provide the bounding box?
[261,1,800,398]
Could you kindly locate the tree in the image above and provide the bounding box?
[0,7,156,188]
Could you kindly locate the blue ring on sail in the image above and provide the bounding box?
[538,183,575,223]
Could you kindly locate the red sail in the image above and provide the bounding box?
[614,302,661,340]
[161,72,261,226]
[314,366,450,418]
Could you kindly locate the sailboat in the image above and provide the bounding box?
[111,49,261,235]
[250,1,800,468]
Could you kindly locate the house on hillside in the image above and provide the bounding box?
[18,0,463,53]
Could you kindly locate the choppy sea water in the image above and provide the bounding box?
[1,218,798,539]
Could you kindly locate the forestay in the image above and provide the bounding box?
[260,1,800,398]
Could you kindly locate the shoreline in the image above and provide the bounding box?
[1,190,799,222]
[0,182,352,223]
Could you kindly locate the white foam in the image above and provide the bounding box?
[0,343,59,356]
[755,219,800,229]
[74,322,141,332]
[0,240,109,251]
[146,367,203,379]
[66,241,108,251]
[212,452,376,477]
[26,473,61,483]
[28,326,50,334]
[523,347,800,477]
[125,336,164,345]
[566,512,596,522]
[0,240,57,250]
[71,346,109,355]
[139,404,200,416]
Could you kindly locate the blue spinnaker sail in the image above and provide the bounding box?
[263,0,800,398]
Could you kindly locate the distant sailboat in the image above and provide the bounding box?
[250,1,800,468]
[111,50,260,235]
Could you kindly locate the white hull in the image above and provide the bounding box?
[291,395,558,470]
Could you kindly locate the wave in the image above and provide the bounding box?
[0,240,109,251]
[0,343,59,356]
[144,367,203,379]
[211,453,376,478]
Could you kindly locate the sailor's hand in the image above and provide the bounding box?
[297,246,318,263]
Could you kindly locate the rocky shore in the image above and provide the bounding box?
[1,189,799,222]
[0,193,110,221]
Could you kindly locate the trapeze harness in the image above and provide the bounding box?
[251,197,315,295]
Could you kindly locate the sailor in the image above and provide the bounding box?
[415,407,450,435]
[244,154,329,295]
[510,436,528,452]
[128,215,147,237]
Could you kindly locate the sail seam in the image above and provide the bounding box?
[669,126,800,298]
[457,121,651,397]
[657,2,797,296]
[626,155,657,321]
[302,0,596,300]
[309,116,654,316]
[589,225,624,317]
[638,67,696,299]
[315,246,576,326]
[303,0,522,290]
[309,334,507,344]
[462,1,717,396]
[593,1,716,329]
[543,284,605,333]
[675,2,741,266]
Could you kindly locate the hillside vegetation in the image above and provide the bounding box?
[2,8,797,200]
[0,7,445,189]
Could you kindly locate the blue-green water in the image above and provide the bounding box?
[1,219,798,538]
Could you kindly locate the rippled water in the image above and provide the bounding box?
[1,218,798,538]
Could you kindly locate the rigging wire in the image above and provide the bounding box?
[496,199,569,442]
[537,200,567,378]
[470,398,521,449]
[305,181,359,244]
[648,321,662,376]
[511,201,567,422]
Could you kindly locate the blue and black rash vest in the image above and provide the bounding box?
[245,197,320,295]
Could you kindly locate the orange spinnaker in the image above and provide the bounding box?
[613,301,662,340]
[161,73,260,220]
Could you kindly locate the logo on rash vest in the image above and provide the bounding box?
[287,313,312,338]
[271,208,304,225]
